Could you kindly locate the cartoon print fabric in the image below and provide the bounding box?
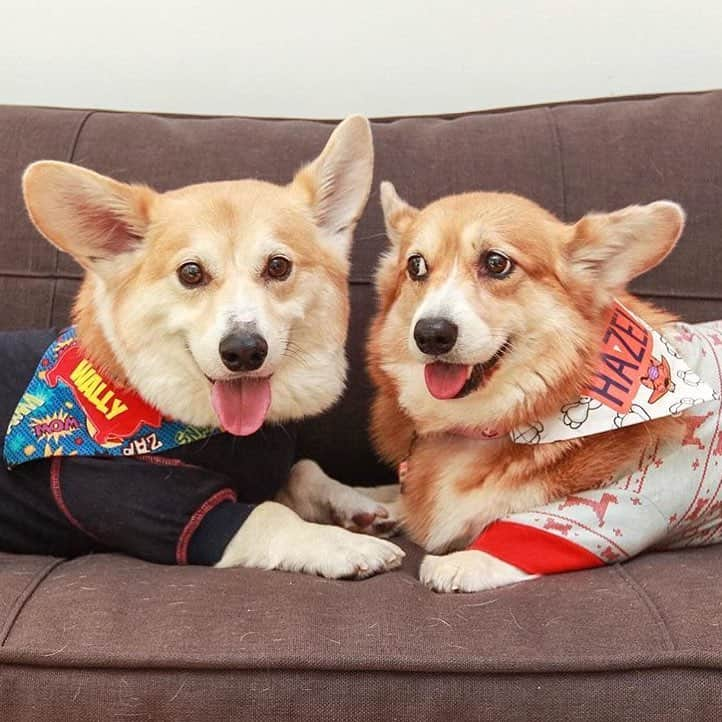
[470,319,722,573]
[510,301,716,445]
[3,327,216,467]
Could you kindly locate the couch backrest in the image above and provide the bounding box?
[2,91,721,482]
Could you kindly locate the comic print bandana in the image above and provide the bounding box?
[3,327,217,468]
[510,300,716,444]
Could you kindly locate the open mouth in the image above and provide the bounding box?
[207,375,272,437]
[424,341,510,400]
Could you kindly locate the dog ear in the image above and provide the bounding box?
[566,201,685,291]
[380,181,418,246]
[291,115,373,254]
[23,161,155,274]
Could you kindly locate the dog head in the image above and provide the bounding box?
[23,116,373,434]
[370,184,684,435]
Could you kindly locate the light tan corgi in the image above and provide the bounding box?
[9,117,404,578]
[368,183,696,591]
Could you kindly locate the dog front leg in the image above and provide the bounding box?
[419,550,535,593]
[216,500,404,579]
[276,459,401,537]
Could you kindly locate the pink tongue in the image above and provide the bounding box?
[211,378,271,436]
[424,362,469,400]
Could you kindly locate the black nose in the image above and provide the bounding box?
[219,332,268,372]
[414,317,458,355]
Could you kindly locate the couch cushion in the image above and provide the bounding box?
[2,92,722,482]
[0,544,721,720]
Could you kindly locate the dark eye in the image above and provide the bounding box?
[483,250,514,278]
[266,255,292,280]
[407,254,428,280]
[177,261,207,287]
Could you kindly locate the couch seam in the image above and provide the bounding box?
[545,106,567,221]
[0,558,66,648]
[0,271,82,281]
[345,279,722,300]
[12,88,715,124]
[613,563,676,653]
[0,653,718,676]
[47,110,96,328]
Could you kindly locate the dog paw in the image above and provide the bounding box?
[279,460,401,536]
[419,550,533,593]
[329,488,401,537]
[217,502,405,579]
[301,526,405,579]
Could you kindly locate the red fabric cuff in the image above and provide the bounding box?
[468,520,606,575]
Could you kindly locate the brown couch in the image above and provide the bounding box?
[1,91,721,720]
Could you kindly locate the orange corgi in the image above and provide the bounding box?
[368,183,721,592]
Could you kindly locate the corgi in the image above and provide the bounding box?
[0,116,405,578]
[368,182,722,592]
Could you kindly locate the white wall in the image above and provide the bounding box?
[2,0,722,118]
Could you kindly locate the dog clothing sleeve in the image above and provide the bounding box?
[0,328,300,565]
[44,454,254,565]
[469,321,722,574]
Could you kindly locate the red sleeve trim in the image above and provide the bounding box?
[49,457,99,541]
[176,488,237,565]
[468,520,606,575]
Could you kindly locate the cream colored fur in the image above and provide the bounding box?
[23,116,404,579]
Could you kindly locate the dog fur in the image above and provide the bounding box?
[368,183,686,591]
[19,117,404,578]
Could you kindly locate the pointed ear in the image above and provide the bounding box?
[22,161,155,272]
[566,201,685,290]
[291,115,373,253]
[380,181,418,246]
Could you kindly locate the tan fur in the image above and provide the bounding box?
[22,117,374,429]
[369,187,685,552]
[18,117,410,581]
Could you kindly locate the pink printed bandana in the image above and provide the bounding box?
[511,301,716,444]
[470,319,722,573]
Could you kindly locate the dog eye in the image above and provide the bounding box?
[177,261,208,288]
[407,254,428,280]
[483,250,514,278]
[266,255,292,280]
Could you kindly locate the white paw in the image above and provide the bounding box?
[217,502,405,579]
[279,460,401,537]
[419,550,534,593]
[329,487,401,537]
[296,525,405,579]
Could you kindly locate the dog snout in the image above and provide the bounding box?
[413,317,458,356]
[219,331,268,372]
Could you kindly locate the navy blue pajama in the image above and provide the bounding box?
[0,329,296,565]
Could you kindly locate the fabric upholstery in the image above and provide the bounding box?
[1,91,721,719]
